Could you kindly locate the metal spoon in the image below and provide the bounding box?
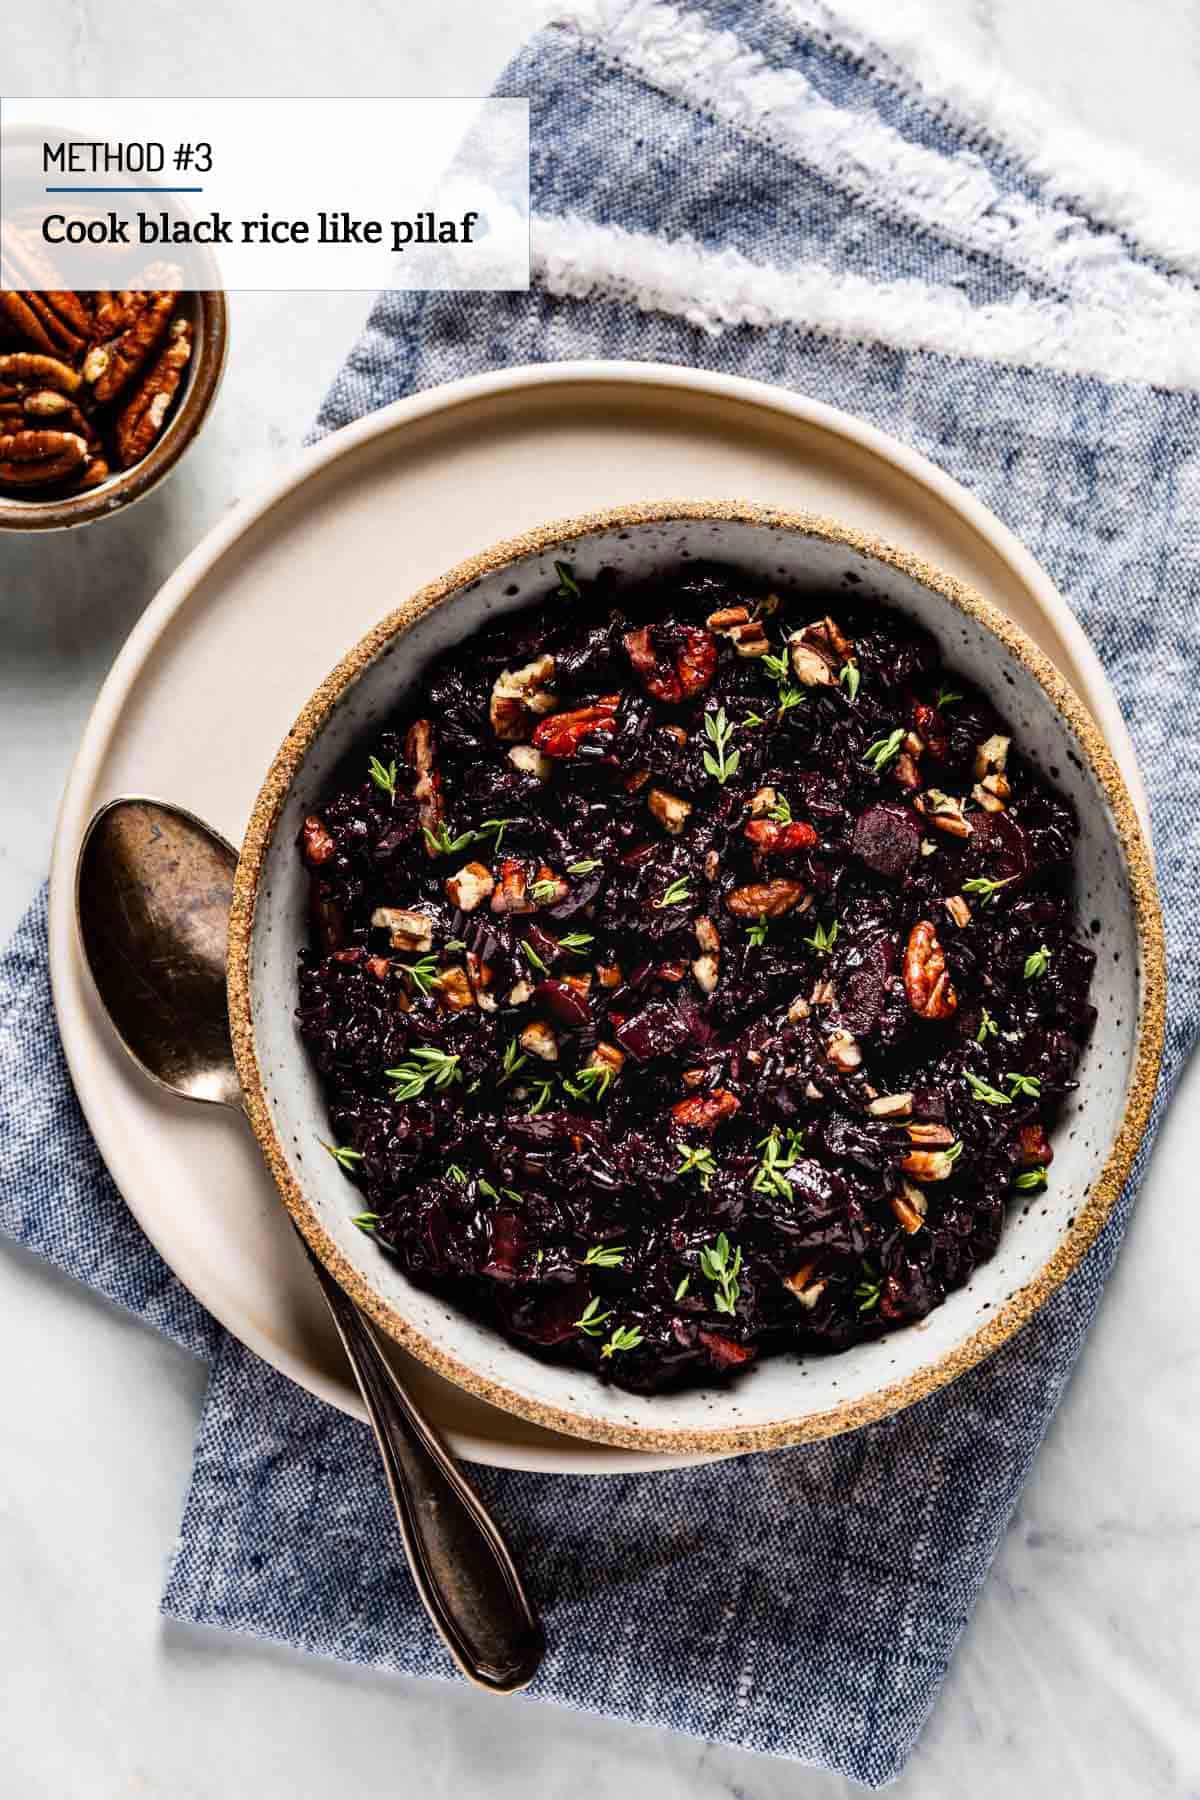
[75,796,543,1694]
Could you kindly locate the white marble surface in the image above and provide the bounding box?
[2,2,1199,1795]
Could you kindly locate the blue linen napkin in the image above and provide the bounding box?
[4,3,1199,1785]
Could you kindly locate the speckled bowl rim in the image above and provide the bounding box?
[0,289,228,533]
[228,500,1166,1456]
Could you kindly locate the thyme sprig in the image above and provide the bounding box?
[803,919,839,957]
[699,1232,742,1314]
[367,755,398,801]
[1006,1071,1042,1100]
[703,707,740,786]
[399,955,438,997]
[601,1325,644,1358]
[963,1070,1011,1106]
[962,874,1017,906]
[655,876,692,909]
[320,1141,364,1172]
[863,728,905,772]
[677,1143,717,1190]
[575,1297,613,1338]
[579,1244,626,1268]
[385,1047,462,1101]
[1024,944,1052,980]
[752,1127,804,1201]
[555,560,581,599]
[855,1262,881,1313]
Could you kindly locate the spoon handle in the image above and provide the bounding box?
[304,1247,544,1693]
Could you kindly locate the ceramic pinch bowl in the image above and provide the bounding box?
[227,501,1165,1458]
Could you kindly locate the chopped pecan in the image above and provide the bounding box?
[913,701,948,760]
[1018,1123,1054,1167]
[974,734,1011,779]
[891,1181,928,1233]
[748,786,777,816]
[783,1261,827,1309]
[944,894,971,929]
[300,814,336,866]
[647,786,692,835]
[725,880,809,919]
[532,695,619,758]
[445,861,494,912]
[788,639,835,687]
[892,751,922,791]
[405,718,443,852]
[921,789,972,838]
[691,951,719,994]
[622,624,717,702]
[507,743,553,780]
[0,428,86,486]
[693,915,720,953]
[826,1029,862,1071]
[592,1041,626,1077]
[532,863,570,906]
[490,859,535,914]
[903,920,958,1020]
[788,616,853,686]
[868,1092,913,1118]
[906,1121,955,1147]
[706,603,769,657]
[595,961,623,989]
[972,782,1006,813]
[431,966,475,1010]
[113,317,192,467]
[83,290,177,404]
[519,1019,559,1062]
[371,906,433,953]
[901,1148,958,1182]
[670,1088,741,1131]
[743,818,818,854]
[466,951,497,1011]
[489,655,558,741]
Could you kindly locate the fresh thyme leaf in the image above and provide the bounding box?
[562,1063,613,1102]
[367,755,398,801]
[477,1177,500,1201]
[399,955,438,996]
[946,1140,963,1164]
[655,876,692,909]
[444,937,466,952]
[674,1275,691,1301]
[559,931,594,954]
[385,1047,462,1100]
[567,858,601,876]
[476,817,516,851]
[746,915,770,949]
[855,1263,881,1313]
[446,1163,467,1184]
[601,1324,644,1358]
[530,879,561,904]
[498,1039,528,1084]
[741,712,767,730]
[762,649,789,683]
[501,1187,524,1205]
[767,793,792,824]
[554,560,581,599]
[319,1140,364,1172]
[963,1069,1011,1106]
[752,1127,803,1200]
[579,1243,626,1268]
[1023,944,1051,980]
[803,919,839,957]
[698,1231,742,1314]
[1005,1070,1042,1100]
[351,1212,382,1233]
[677,1142,717,1190]
[422,820,476,857]
[936,687,963,709]
[534,1249,545,1267]
[776,686,805,715]
[528,1078,557,1116]
[840,661,861,703]
[574,1297,612,1337]
[962,874,1018,905]
[520,939,549,974]
[702,706,739,785]
[1014,1165,1048,1190]
[863,727,905,772]
[976,1007,999,1043]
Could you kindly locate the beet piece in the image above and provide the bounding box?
[838,932,898,1038]
[534,979,591,1031]
[613,999,692,1062]
[853,802,922,879]
[967,808,1034,886]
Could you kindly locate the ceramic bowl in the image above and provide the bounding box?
[228,502,1165,1456]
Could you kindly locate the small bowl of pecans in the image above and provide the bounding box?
[0,279,227,530]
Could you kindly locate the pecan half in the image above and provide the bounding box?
[921,789,972,838]
[532,695,619,758]
[114,317,192,467]
[0,352,82,397]
[725,880,809,919]
[0,428,87,486]
[84,290,176,404]
[903,920,958,1019]
[743,818,818,854]
[670,1088,741,1131]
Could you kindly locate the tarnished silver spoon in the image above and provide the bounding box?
[75,796,543,1694]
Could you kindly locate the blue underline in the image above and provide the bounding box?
[44,186,205,193]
